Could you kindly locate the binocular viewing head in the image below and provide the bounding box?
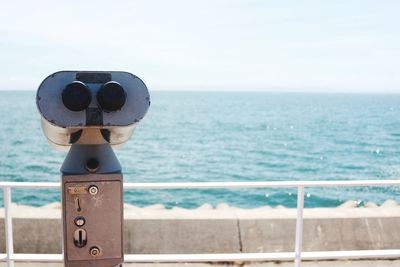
[37,71,150,150]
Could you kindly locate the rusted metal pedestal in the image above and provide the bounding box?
[61,144,124,267]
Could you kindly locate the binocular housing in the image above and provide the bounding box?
[37,71,150,150]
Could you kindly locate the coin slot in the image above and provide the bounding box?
[74,229,87,248]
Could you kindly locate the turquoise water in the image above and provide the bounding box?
[1,91,400,208]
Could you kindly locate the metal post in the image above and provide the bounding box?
[294,186,305,267]
[4,187,14,267]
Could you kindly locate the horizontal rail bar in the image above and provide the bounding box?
[0,182,60,189]
[124,180,400,189]
[124,252,295,262]
[1,179,400,189]
[301,249,400,260]
[125,250,400,262]
[0,254,63,262]
[1,250,400,263]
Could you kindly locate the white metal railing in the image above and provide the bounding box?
[1,180,400,267]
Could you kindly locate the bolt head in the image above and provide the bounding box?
[74,216,85,227]
[89,246,101,257]
[88,185,98,195]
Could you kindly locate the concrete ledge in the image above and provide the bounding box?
[0,202,400,254]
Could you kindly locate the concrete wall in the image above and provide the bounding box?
[1,217,400,254]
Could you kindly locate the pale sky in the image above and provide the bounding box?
[1,0,399,92]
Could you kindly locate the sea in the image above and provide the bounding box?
[1,91,400,208]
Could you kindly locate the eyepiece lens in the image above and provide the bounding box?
[97,81,126,112]
[62,81,91,112]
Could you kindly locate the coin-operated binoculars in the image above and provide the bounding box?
[36,71,150,267]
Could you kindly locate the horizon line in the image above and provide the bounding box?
[1,89,400,95]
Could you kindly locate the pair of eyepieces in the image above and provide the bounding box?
[62,81,127,112]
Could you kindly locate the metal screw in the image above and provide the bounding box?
[88,185,98,195]
[89,246,101,257]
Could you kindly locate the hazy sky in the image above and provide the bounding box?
[1,0,399,92]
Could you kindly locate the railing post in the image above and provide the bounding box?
[4,187,14,267]
[294,186,305,267]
